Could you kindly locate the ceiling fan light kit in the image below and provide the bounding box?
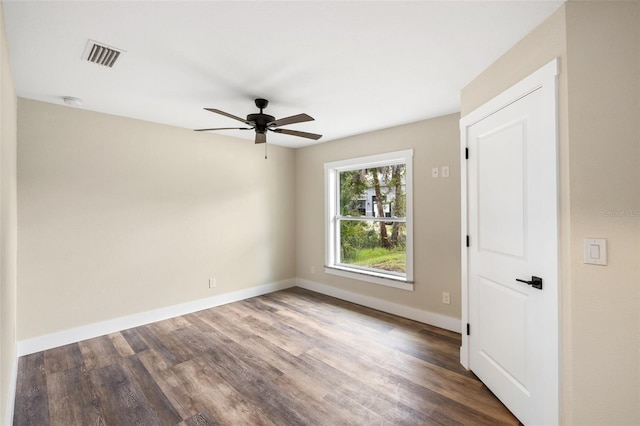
[195,98,322,150]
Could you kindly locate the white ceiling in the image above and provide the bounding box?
[3,1,563,148]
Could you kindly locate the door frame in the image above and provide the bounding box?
[459,58,560,409]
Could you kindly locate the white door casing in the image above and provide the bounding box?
[460,59,559,425]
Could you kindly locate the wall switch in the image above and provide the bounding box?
[584,238,607,266]
[442,292,451,304]
[209,278,217,288]
[432,167,439,178]
[441,166,450,178]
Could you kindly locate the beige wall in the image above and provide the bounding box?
[564,2,639,424]
[461,2,640,424]
[0,2,17,424]
[295,114,461,320]
[17,99,296,339]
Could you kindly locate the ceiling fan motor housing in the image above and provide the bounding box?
[247,113,275,133]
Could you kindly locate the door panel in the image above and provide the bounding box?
[478,276,528,388]
[478,120,526,258]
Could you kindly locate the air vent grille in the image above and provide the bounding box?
[82,40,124,68]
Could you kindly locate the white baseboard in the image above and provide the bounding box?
[17,279,295,356]
[296,278,461,333]
[16,277,461,356]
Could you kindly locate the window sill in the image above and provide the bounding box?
[324,266,414,291]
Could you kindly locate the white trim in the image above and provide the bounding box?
[324,266,413,291]
[324,149,414,286]
[296,278,459,333]
[17,279,295,355]
[462,59,559,127]
[5,352,18,426]
[324,149,414,172]
[460,117,469,368]
[336,215,406,223]
[459,57,559,373]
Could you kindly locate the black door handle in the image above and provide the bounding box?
[516,276,543,290]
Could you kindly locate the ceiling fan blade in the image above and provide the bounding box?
[268,113,314,128]
[272,128,322,140]
[204,108,252,125]
[255,132,267,144]
[194,127,253,132]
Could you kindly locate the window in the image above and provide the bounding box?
[324,150,413,290]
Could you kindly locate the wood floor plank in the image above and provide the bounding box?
[123,355,183,425]
[146,314,192,335]
[270,373,362,426]
[137,348,196,420]
[13,288,520,425]
[108,331,136,357]
[47,366,106,425]
[172,358,276,426]
[43,343,84,376]
[121,327,150,353]
[88,362,167,426]
[135,325,189,367]
[78,334,124,371]
[178,411,218,426]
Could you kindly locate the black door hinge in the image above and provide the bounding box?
[466,323,470,336]
[466,236,470,247]
[465,147,469,159]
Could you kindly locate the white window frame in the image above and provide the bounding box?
[324,149,414,291]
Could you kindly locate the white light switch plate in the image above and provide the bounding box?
[584,238,607,266]
[432,167,439,178]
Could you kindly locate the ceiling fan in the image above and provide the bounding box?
[195,98,322,144]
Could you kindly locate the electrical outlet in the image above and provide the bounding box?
[310,265,315,274]
[441,166,449,178]
[432,167,439,178]
[442,292,450,304]
[209,278,216,288]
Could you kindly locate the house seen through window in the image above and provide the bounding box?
[325,150,413,290]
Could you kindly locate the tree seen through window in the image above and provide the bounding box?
[338,165,406,274]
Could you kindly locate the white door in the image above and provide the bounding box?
[461,59,559,425]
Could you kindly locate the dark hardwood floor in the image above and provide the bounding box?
[13,287,518,425]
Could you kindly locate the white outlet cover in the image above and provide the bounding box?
[441,166,450,178]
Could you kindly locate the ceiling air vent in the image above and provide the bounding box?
[82,39,124,68]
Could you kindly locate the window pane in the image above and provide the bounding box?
[339,220,406,274]
[339,165,406,218]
